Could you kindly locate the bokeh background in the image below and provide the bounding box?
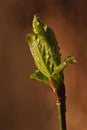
[0,0,87,130]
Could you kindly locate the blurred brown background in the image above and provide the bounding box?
[0,0,87,130]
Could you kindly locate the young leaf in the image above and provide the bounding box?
[30,70,49,85]
[26,15,77,87]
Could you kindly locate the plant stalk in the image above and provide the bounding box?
[56,83,66,130]
[49,78,66,130]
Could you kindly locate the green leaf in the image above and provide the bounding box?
[33,15,45,36]
[45,27,61,65]
[27,15,61,78]
[30,70,49,85]
[52,56,77,75]
[27,15,77,86]
[27,33,51,77]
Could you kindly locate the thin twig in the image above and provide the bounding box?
[49,78,66,130]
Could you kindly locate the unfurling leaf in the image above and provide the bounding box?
[30,70,49,84]
[26,15,76,88]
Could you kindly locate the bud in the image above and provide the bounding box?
[26,15,77,85]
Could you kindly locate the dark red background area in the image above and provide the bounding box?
[0,0,87,130]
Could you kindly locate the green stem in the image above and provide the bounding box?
[49,78,66,130]
[57,104,66,130]
[56,83,66,130]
